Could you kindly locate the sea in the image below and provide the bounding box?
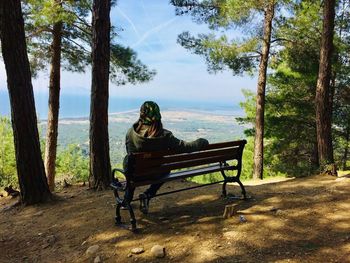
[0,90,244,120]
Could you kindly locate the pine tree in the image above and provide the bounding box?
[23,0,155,190]
[0,0,51,204]
[315,0,336,173]
[171,0,289,179]
[89,0,112,190]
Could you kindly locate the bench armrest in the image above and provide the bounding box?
[110,168,127,191]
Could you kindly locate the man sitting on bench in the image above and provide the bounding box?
[123,101,209,214]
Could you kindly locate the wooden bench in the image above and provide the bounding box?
[110,139,247,230]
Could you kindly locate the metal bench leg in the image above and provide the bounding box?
[222,181,227,197]
[123,186,137,231]
[236,179,247,199]
[125,201,137,231]
[115,203,122,225]
[113,189,122,225]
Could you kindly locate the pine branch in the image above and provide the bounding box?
[62,36,90,53]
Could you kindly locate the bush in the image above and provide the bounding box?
[56,144,89,183]
[0,117,17,188]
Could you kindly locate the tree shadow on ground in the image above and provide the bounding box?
[0,174,349,263]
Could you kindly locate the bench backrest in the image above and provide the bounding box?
[126,139,247,182]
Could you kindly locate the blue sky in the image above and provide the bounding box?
[0,0,258,104]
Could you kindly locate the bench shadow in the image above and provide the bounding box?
[110,176,350,262]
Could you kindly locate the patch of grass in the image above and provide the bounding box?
[338,170,350,176]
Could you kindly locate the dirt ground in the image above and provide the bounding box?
[0,174,350,263]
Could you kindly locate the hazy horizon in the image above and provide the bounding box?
[0,90,244,120]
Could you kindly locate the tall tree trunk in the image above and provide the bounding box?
[0,0,51,204]
[315,0,336,168]
[89,0,112,190]
[253,0,275,180]
[342,124,349,171]
[311,139,320,169]
[44,18,63,192]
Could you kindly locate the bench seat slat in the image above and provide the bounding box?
[131,163,237,186]
[133,153,240,177]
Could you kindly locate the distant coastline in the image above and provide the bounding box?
[0,90,244,120]
[55,109,242,126]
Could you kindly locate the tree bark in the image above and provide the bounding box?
[311,140,319,169]
[0,0,51,204]
[342,124,349,171]
[44,17,63,192]
[253,0,275,180]
[89,0,112,189]
[315,0,336,167]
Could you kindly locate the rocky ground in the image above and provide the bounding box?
[0,174,350,263]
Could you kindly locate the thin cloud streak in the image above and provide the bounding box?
[115,6,141,37]
[140,0,166,49]
[132,17,178,49]
[115,6,154,52]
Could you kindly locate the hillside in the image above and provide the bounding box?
[0,174,349,263]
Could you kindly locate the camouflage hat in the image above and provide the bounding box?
[139,101,161,125]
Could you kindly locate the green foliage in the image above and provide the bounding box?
[0,118,17,187]
[189,138,254,184]
[23,0,155,84]
[110,45,156,85]
[237,0,350,177]
[56,144,89,183]
[241,137,254,179]
[171,0,292,76]
[177,32,258,74]
[23,0,91,75]
[0,118,90,187]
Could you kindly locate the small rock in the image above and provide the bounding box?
[33,211,44,217]
[46,235,56,245]
[175,232,180,235]
[159,217,168,221]
[127,254,133,258]
[109,237,119,244]
[151,245,165,258]
[41,243,50,249]
[335,177,346,182]
[239,215,247,223]
[270,207,278,212]
[86,245,100,256]
[223,231,237,239]
[131,247,144,254]
[94,256,102,263]
[81,240,88,246]
[276,210,285,216]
